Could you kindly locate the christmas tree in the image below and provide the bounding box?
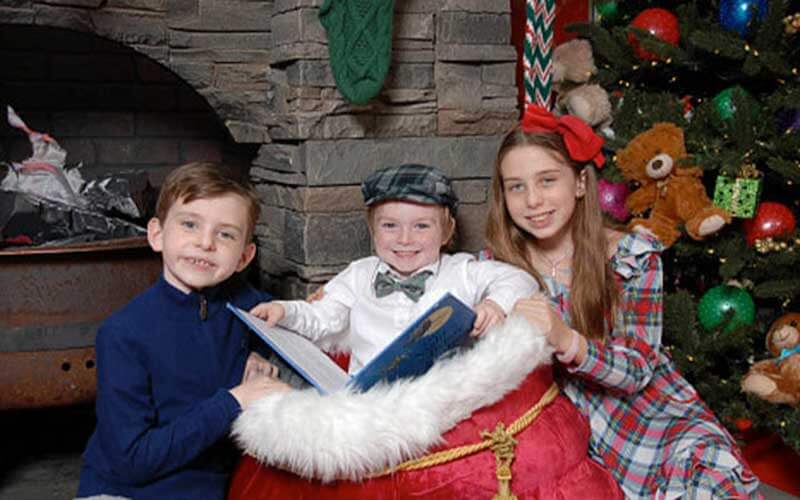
[569,0,800,451]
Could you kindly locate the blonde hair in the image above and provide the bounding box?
[486,126,619,340]
[366,202,457,249]
[155,162,261,241]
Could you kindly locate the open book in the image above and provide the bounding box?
[227,292,477,394]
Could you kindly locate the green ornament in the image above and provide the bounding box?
[712,86,753,121]
[595,0,618,20]
[697,284,756,333]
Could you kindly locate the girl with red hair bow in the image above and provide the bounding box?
[487,105,760,498]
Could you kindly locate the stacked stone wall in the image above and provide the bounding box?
[0,0,519,297]
[254,0,518,297]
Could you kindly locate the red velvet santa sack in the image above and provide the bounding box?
[229,316,621,499]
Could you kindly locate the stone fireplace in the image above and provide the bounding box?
[1,0,519,299]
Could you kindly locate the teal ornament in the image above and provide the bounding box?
[719,0,768,37]
[697,285,756,333]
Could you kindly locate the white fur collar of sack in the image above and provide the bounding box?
[231,314,552,482]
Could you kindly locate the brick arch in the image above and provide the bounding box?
[0,0,273,145]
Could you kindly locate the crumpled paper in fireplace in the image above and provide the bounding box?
[2,106,87,209]
[1,106,150,247]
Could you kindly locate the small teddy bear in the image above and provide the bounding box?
[551,39,612,131]
[615,122,731,247]
[741,312,800,406]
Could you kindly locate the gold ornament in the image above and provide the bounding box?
[754,236,798,254]
[784,13,800,35]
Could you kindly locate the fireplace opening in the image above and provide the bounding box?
[0,24,262,409]
[1,23,259,235]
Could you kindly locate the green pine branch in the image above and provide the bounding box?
[754,278,800,299]
[581,0,800,451]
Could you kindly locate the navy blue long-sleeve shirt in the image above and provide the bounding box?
[77,274,271,500]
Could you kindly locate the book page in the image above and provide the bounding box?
[350,292,476,391]
[228,306,349,394]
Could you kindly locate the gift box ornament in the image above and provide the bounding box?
[713,168,762,218]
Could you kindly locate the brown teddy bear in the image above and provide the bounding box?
[551,39,612,131]
[741,312,800,405]
[615,122,731,247]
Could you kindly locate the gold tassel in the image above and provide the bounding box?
[481,422,518,500]
[375,383,560,479]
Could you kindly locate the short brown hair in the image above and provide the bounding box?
[155,162,261,240]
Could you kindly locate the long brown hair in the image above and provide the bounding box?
[486,126,619,339]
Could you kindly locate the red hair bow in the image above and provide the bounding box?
[520,104,605,168]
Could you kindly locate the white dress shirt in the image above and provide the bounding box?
[276,253,538,372]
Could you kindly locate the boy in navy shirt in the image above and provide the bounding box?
[77,162,288,500]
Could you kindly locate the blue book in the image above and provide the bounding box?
[227,292,477,395]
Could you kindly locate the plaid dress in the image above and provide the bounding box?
[547,232,761,499]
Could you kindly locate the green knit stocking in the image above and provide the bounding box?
[319,0,395,105]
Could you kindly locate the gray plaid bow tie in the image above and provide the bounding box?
[373,270,433,302]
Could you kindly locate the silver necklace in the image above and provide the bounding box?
[538,247,573,279]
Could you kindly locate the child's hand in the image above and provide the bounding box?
[249,302,285,326]
[229,376,292,410]
[306,287,325,302]
[471,299,505,337]
[243,351,279,383]
[513,294,571,347]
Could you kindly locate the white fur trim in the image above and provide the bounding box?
[232,315,552,482]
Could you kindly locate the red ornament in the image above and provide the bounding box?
[734,418,753,432]
[681,95,695,120]
[628,8,681,61]
[743,201,797,246]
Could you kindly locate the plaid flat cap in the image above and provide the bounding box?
[361,164,458,215]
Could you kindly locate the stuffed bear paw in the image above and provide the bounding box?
[697,214,727,236]
[561,84,612,129]
[686,206,732,240]
[741,373,777,398]
[740,313,800,406]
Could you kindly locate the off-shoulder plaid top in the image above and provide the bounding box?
[547,232,760,499]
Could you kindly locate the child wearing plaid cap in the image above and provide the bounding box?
[249,163,538,373]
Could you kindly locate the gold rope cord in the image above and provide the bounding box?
[374,381,560,478]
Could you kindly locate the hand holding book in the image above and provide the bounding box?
[250,302,287,327]
[471,299,505,337]
[229,292,477,395]
[229,365,292,409]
